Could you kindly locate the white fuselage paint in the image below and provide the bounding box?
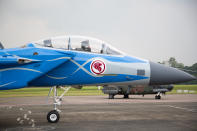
[88,57,151,85]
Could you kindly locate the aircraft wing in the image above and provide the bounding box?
[0,55,41,66]
[0,48,74,90]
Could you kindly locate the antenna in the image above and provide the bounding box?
[0,42,4,49]
[68,37,71,50]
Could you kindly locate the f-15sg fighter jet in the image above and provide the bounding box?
[0,35,195,123]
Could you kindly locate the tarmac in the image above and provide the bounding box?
[0,94,197,131]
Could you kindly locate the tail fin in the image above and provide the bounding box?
[0,42,4,49]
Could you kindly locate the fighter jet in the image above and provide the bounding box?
[0,35,195,123]
[102,85,174,99]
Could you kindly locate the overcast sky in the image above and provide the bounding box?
[0,0,196,66]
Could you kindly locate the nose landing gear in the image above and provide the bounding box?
[47,86,70,123]
[47,110,60,123]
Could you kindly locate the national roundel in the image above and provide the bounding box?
[90,60,106,75]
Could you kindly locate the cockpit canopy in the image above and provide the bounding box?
[33,36,123,55]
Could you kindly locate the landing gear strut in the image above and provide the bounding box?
[47,86,70,123]
[109,94,114,99]
[155,92,161,99]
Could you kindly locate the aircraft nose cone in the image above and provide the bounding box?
[149,61,196,85]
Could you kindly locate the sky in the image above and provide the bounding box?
[0,0,196,66]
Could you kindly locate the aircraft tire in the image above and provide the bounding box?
[155,96,158,99]
[123,94,129,99]
[158,95,161,99]
[155,95,161,99]
[47,110,60,123]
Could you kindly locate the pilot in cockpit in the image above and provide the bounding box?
[43,39,53,48]
[100,43,106,54]
[81,40,91,52]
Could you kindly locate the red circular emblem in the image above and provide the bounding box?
[90,60,106,75]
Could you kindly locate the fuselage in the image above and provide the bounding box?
[0,36,195,90]
[0,46,150,89]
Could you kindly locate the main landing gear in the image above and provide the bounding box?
[123,94,129,99]
[155,92,161,99]
[47,86,70,123]
[109,94,114,99]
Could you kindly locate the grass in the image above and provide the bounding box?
[0,85,197,97]
[167,85,197,94]
[0,86,105,97]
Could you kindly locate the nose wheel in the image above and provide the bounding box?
[47,86,70,123]
[47,110,60,123]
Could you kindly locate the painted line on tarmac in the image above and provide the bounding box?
[163,105,196,112]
